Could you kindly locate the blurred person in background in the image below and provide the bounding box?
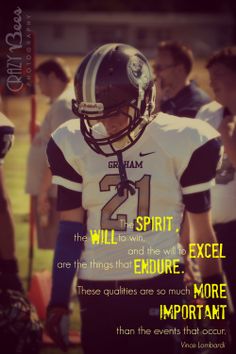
[25,58,77,249]
[154,40,210,117]
[0,112,42,354]
[196,46,236,354]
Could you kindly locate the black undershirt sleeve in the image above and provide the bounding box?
[47,137,83,211]
[47,137,82,183]
[180,138,221,213]
[57,185,82,211]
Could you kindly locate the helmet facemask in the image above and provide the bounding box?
[72,83,156,157]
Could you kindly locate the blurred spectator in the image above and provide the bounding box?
[0,112,42,354]
[154,40,210,117]
[25,58,77,249]
[196,46,236,353]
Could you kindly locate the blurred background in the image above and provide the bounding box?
[1,0,236,57]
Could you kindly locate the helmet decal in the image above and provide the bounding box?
[79,102,104,116]
[127,55,151,90]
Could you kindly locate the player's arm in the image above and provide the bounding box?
[181,135,234,352]
[37,101,75,216]
[45,136,86,351]
[180,137,222,276]
[46,137,86,306]
[180,137,233,311]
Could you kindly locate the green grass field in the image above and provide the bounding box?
[2,55,213,354]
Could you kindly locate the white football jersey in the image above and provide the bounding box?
[50,113,219,280]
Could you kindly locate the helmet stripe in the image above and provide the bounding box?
[82,43,117,102]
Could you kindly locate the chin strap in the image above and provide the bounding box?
[116,152,136,196]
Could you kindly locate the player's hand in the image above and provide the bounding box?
[45,306,70,352]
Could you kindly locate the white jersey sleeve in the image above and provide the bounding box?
[47,119,84,192]
[152,113,220,195]
[196,101,224,129]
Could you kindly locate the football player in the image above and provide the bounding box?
[196,46,236,354]
[0,112,42,354]
[46,44,230,354]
